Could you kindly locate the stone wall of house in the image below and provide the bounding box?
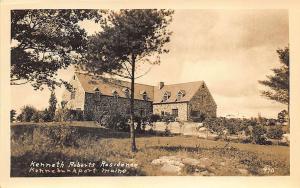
[84,93,153,122]
[61,75,85,110]
[153,102,188,121]
[188,83,217,118]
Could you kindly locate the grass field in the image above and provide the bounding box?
[11,123,289,176]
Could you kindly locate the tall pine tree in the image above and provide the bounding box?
[259,46,289,105]
[48,91,57,121]
[82,9,174,152]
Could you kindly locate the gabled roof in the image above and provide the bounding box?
[75,72,154,101]
[153,81,204,103]
[74,72,207,104]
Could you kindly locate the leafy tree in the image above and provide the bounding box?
[18,105,38,122]
[252,125,267,144]
[10,110,17,122]
[48,91,58,121]
[267,125,283,139]
[42,108,52,122]
[82,9,174,152]
[30,111,42,123]
[278,109,288,124]
[259,46,289,104]
[11,9,103,90]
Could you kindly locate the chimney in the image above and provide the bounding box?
[159,82,164,89]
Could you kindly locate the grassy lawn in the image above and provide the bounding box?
[11,123,289,176]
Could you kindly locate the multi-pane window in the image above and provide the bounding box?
[172,109,178,117]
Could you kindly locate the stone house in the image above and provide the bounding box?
[62,72,217,122]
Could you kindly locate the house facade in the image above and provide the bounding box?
[62,72,217,122]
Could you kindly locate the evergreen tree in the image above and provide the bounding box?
[48,91,57,121]
[259,46,289,104]
[83,9,174,152]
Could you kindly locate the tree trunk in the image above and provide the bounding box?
[130,55,137,152]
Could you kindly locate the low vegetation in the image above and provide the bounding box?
[11,122,289,176]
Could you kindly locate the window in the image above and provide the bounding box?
[161,111,165,116]
[71,91,76,99]
[172,109,178,117]
[124,88,130,98]
[162,92,170,102]
[94,88,101,101]
[177,93,183,101]
[176,90,185,101]
[112,91,119,101]
[142,93,148,100]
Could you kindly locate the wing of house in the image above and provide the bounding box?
[62,72,217,121]
[153,81,217,120]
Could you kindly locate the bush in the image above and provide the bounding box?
[161,114,176,124]
[191,113,206,122]
[101,113,130,132]
[17,105,38,122]
[10,110,17,123]
[30,111,42,123]
[202,117,226,136]
[150,114,161,122]
[267,126,283,139]
[42,108,53,122]
[252,125,267,144]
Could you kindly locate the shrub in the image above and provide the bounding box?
[42,108,53,122]
[150,114,161,122]
[191,112,206,122]
[10,109,16,123]
[30,111,42,123]
[18,105,38,122]
[102,113,130,132]
[267,126,284,139]
[164,126,171,136]
[202,117,226,136]
[161,114,176,124]
[252,125,267,144]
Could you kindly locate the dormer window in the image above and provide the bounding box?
[94,88,101,101]
[112,90,119,100]
[176,90,186,101]
[162,92,170,102]
[123,88,130,98]
[143,93,148,101]
[140,90,148,101]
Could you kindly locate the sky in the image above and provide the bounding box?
[11,9,289,118]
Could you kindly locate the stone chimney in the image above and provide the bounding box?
[159,82,164,89]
